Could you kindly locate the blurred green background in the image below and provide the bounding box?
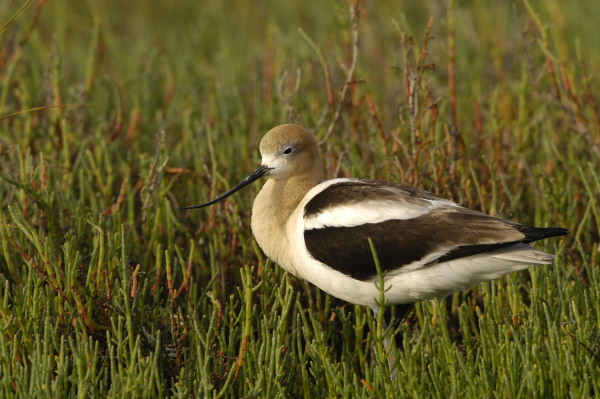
[1,0,598,397]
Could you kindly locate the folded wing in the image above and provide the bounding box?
[303,179,567,281]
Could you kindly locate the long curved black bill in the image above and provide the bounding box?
[180,164,272,210]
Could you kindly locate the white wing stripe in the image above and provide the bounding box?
[304,199,456,230]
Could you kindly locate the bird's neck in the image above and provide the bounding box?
[259,173,321,225]
[251,172,321,269]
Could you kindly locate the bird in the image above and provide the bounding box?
[181,124,567,309]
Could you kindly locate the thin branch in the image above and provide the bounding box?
[277,69,303,125]
[0,104,94,120]
[0,0,37,34]
[299,28,335,114]
[319,1,361,145]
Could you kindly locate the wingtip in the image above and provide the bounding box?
[508,223,569,243]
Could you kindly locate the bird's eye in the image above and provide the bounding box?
[283,147,293,155]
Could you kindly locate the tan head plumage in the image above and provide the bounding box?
[259,124,322,182]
